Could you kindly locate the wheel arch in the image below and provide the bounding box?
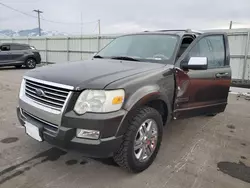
[116,85,172,137]
[25,56,37,63]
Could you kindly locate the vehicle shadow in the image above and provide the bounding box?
[0,66,26,71]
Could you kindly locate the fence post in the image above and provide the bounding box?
[242,31,250,82]
[80,36,83,60]
[45,38,48,64]
[67,37,70,61]
[97,35,101,51]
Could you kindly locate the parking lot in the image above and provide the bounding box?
[0,67,249,188]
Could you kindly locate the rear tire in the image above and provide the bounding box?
[206,113,217,117]
[15,65,22,69]
[113,106,163,173]
[25,58,36,69]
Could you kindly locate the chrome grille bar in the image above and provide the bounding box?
[24,78,71,111]
[26,80,69,94]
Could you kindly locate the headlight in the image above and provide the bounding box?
[74,89,125,114]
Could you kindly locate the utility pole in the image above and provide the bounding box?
[33,9,43,36]
[97,19,101,51]
[80,12,83,36]
[229,21,233,29]
[80,12,83,60]
[98,19,101,35]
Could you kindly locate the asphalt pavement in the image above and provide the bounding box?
[0,67,249,188]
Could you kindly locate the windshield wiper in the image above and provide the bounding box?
[110,56,140,61]
[93,55,103,58]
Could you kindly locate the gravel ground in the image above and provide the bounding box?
[0,66,249,188]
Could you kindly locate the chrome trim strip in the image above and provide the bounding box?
[19,107,26,119]
[25,84,69,99]
[26,80,69,94]
[22,110,58,129]
[38,94,65,102]
[44,127,57,133]
[24,76,74,90]
[21,95,61,114]
[43,130,57,137]
[25,92,64,107]
[25,84,69,98]
[25,87,36,94]
[26,84,67,98]
[43,90,68,98]
[61,91,73,113]
[174,102,227,112]
[22,109,59,137]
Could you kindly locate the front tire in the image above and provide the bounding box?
[25,58,36,69]
[114,107,163,173]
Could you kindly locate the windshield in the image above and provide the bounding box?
[96,34,178,64]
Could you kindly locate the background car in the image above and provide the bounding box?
[0,43,41,69]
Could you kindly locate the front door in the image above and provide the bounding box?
[9,44,26,63]
[0,45,11,64]
[173,33,231,119]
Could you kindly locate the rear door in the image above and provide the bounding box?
[174,33,231,119]
[0,45,11,64]
[10,44,26,63]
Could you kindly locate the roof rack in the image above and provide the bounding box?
[186,29,203,34]
[154,29,187,32]
[144,29,203,34]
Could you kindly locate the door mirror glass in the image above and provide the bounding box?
[181,57,208,70]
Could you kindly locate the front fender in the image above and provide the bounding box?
[123,85,169,111]
[115,85,171,137]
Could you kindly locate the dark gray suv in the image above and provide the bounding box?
[17,30,231,173]
[0,43,41,69]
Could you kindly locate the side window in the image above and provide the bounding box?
[177,36,194,59]
[207,36,226,68]
[188,35,225,69]
[0,45,10,51]
[10,44,25,51]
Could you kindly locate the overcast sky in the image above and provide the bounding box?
[1,0,250,34]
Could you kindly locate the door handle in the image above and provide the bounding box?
[215,72,228,78]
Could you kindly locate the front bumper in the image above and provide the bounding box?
[33,52,41,64]
[17,107,125,158]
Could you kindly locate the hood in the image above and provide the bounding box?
[25,59,165,90]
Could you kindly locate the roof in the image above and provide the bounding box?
[1,43,30,46]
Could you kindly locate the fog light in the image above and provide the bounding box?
[76,129,100,139]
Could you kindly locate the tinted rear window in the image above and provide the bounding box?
[10,44,29,50]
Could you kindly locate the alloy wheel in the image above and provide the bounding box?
[134,119,158,162]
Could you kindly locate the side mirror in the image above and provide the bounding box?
[181,57,208,70]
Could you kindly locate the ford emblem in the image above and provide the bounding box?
[35,88,46,97]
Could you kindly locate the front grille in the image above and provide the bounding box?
[25,79,70,111]
[22,109,58,137]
